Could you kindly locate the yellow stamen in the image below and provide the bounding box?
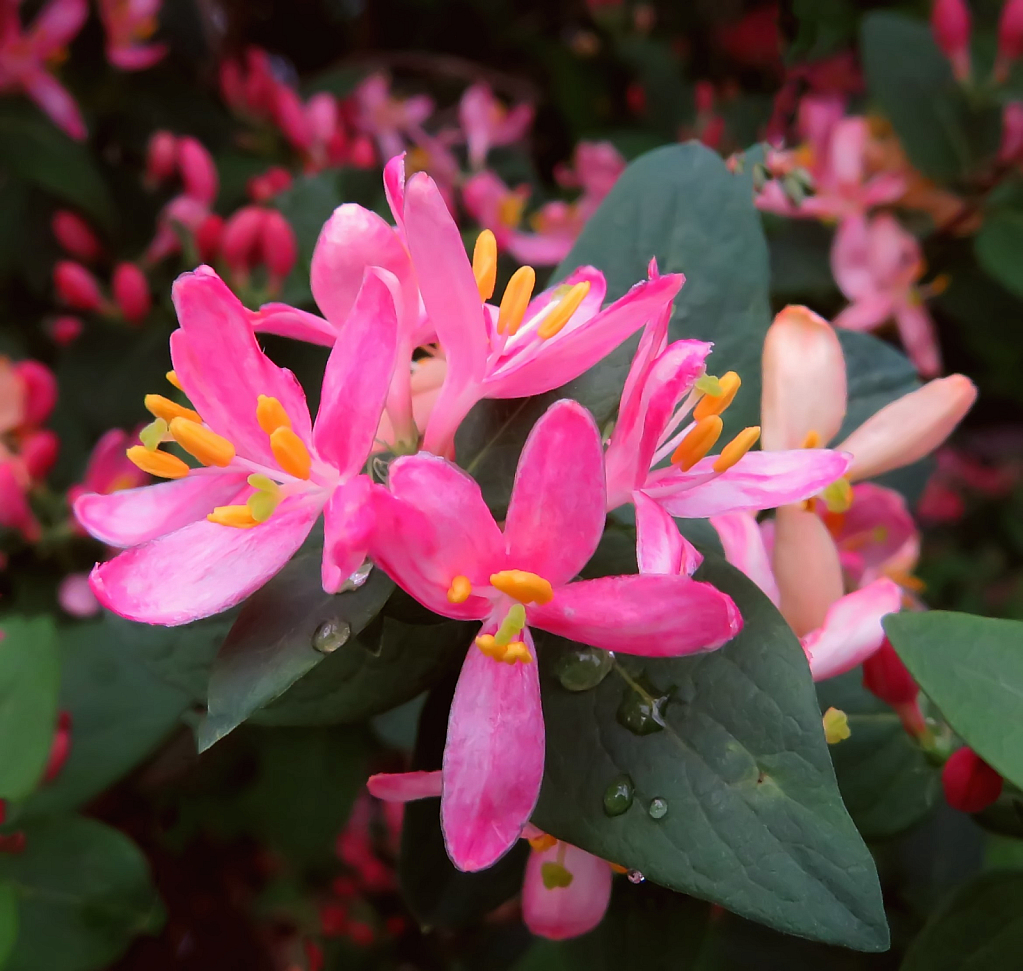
[472,230,497,301]
[497,265,536,336]
[126,445,189,479]
[490,569,553,605]
[246,490,280,523]
[473,634,533,664]
[802,430,821,449]
[165,370,183,391]
[256,395,292,434]
[713,426,761,473]
[207,504,259,529]
[528,833,558,852]
[886,569,926,594]
[447,575,473,604]
[537,281,591,340]
[169,417,236,468]
[671,416,723,470]
[139,418,168,451]
[493,603,527,646]
[502,640,533,664]
[693,371,741,421]
[475,633,499,657]
[823,707,851,745]
[144,394,201,425]
[270,426,312,479]
[822,477,853,514]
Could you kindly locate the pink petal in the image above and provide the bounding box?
[831,483,916,584]
[74,471,249,548]
[383,154,407,233]
[645,449,852,519]
[833,293,896,333]
[504,400,605,587]
[772,505,844,638]
[761,306,847,451]
[321,475,376,594]
[23,70,86,141]
[314,268,398,477]
[522,842,612,941]
[442,631,545,871]
[250,303,338,347]
[837,375,977,481]
[89,494,321,625]
[895,301,942,378]
[505,230,575,267]
[802,579,903,681]
[29,0,87,56]
[529,574,740,656]
[58,572,100,618]
[710,511,780,606]
[367,770,442,802]
[635,491,702,576]
[830,214,875,300]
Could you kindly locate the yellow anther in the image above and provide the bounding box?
[713,426,761,473]
[165,370,183,391]
[671,415,723,470]
[537,281,591,340]
[256,395,292,435]
[475,634,501,658]
[528,833,558,852]
[447,575,473,604]
[246,490,280,523]
[139,418,168,451]
[247,473,278,493]
[489,569,553,605]
[502,640,533,664]
[169,417,236,468]
[802,430,821,449]
[497,193,525,228]
[886,569,926,594]
[125,445,189,479]
[822,477,853,514]
[270,426,311,479]
[207,504,259,529]
[472,230,497,301]
[823,707,850,745]
[497,265,536,336]
[693,371,741,421]
[609,863,629,875]
[144,394,201,425]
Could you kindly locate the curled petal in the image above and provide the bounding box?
[894,301,942,378]
[250,304,338,347]
[367,770,442,802]
[522,842,612,941]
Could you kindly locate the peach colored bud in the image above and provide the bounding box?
[221,205,268,273]
[261,210,297,283]
[146,130,178,183]
[21,430,59,479]
[195,213,224,263]
[932,0,971,81]
[54,261,103,311]
[51,210,102,263]
[942,747,1002,813]
[12,360,58,426]
[50,316,83,346]
[111,263,151,325]
[178,136,219,204]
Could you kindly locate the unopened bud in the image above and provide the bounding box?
[112,263,151,325]
[178,136,219,204]
[863,639,918,706]
[942,746,1003,813]
[42,711,72,783]
[49,316,83,345]
[146,130,178,183]
[261,210,298,289]
[997,0,1023,80]
[51,210,102,263]
[932,0,972,82]
[21,430,59,479]
[195,213,224,263]
[54,260,104,311]
[823,707,851,744]
[221,205,268,276]
[349,134,376,169]
[248,166,293,202]
[13,360,58,426]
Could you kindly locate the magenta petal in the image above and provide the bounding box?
[321,476,376,594]
[442,632,545,872]
[710,511,780,606]
[367,770,442,802]
[504,400,605,587]
[530,574,741,656]
[635,491,702,576]
[250,303,338,347]
[522,842,612,941]
[89,495,320,625]
[74,471,249,548]
[383,154,407,231]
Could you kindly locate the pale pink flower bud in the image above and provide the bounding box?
[112,263,151,325]
[21,430,59,480]
[51,210,102,263]
[177,136,219,204]
[221,205,268,274]
[13,361,58,426]
[146,130,178,183]
[50,316,84,346]
[195,213,224,263]
[932,0,971,81]
[54,261,104,312]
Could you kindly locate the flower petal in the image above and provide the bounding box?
[250,303,338,347]
[710,510,780,606]
[522,842,612,941]
[831,483,916,585]
[367,770,442,802]
[321,475,376,594]
[634,491,702,576]
[895,301,942,378]
[442,631,545,872]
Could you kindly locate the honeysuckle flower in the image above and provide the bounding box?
[554,140,626,214]
[367,770,613,940]
[368,399,740,871]
[832,213,943,377]
[0,0,87,140]
[74,265,399,625]
[459,82,534,169]
[353,73,434,161]
[98,0,167,71]
[274,88,349,171]
[68,427,148,514]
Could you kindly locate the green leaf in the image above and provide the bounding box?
[197,553,394,750]
[0,817,164,971]
[0,616,59,801]
[816,672,940,839]
[0,881,17,969]
[975,209,1023,300]
[885,611,1023,790]
[861,12,1000,183]
[532,555,888,951]
[901,870,1023,971]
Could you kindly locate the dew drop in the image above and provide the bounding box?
[603,774,634,816]
[616,673,672,735]
[340,560,373,592]
[555,647,613,691]
[648,797,668,819]
[626,869,645,884]
[311,618,350,653]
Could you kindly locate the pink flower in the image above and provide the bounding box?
[458,83,534,169]
[554,141,626,213]
[98,0,167,71]
[274,88,349,171]
[367,400,740,871]
[832,214,943,377]
[74,265,399,625]
[997,0,1023,81]
[0,0,88,140]
[112,262,151,324]
[353,73,434,161]
[68,426,149,522]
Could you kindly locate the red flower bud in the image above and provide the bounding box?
[303,941,324,971]
[49,316,83,346]
[54,261,104,311]
[319,902,348,936]
[146,130,178,183]
[43,711,72,784]
[51,210,102,263]
[0,833,26,855]
[862,639,918,706]
[21,430,59,480]
[932,0,972,81]
[942,746,1003,813]
[195,213,224,264]
[261,210,297,286]
[998,0,1023,78]
[221,206,268,274]
[12,360,57,426]
[348,134,376,169]
[111,262,151,325]
[178,136,219,204]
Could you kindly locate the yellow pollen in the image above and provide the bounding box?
[256,395,292,434]
[497,265,536,336]
[169,418,236,468]
[165,370,183,391]
[270,426,312,479]
[802,430,821,448]
[671,415,723,470]
[125,445,189,479]
[713,426,761,473]
[207,504,259,529]
[823,707,851,745]
[822,477,853,514]
[144,394,201,425]
[474,634,534,664]
[472,230,498,301]
[693,371,741,421]
[447,575,473,604]
[490,569,553,605]
[537,281,591,340]
[528,833,558,852]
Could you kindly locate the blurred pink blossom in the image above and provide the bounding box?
[458,82,534,169]
[97,0,166,71]
[352,73,433,161]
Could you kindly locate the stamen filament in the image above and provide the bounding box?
[497,265,536,336]
[207,504,259,529]
[270,427,311,479]
[537,281,591,339]
[693,371,741,421]
[126,445,189,479]
[256,395,292,434]
[472,230,497,301]
[713,426,761,473]
[144,394,201,425]
[671,416,723,470]
[169,417,236,468]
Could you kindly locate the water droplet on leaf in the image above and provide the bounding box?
[648,797,668,819]
[616,672,673,735]
[626,869,645,884]
[311,618,350,653]
[554,646,613,691]
[603,774,634,816]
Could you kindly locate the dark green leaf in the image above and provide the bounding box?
[885,611,1023,790]
[532,556,888,951]
[0,616,59,801]
[0,881,17,969]
[0,817,163,971]
[975,209,1023,300]
[198,554,393,750]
